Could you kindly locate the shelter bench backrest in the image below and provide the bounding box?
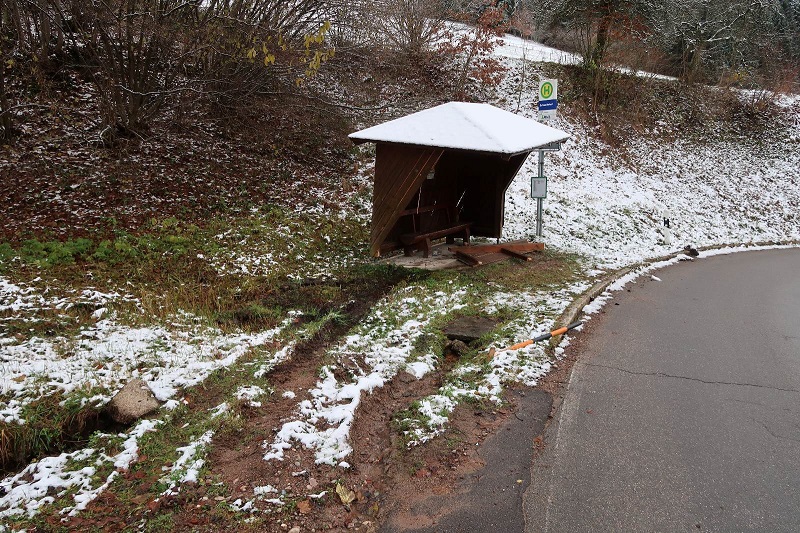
[398,203,459,234]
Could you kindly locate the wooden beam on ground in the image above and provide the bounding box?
[500,248,533,261]
[500,241,545,253]
[454,249,482,266]
[450,242,544,254]
[449,241,545,267]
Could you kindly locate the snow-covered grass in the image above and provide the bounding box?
[394,280,591,446]
[160,430,215,496]
[262,281,472,466]
[0,298,296,424]
[208,201,370,279]
[0,278,135,316]
[495,58,800,269]
[0,419,162,522]
[501,117,800,269]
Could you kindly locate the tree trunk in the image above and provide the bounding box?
[588,2,613,68]
[0,0,12,139]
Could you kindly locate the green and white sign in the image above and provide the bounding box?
[539,79,557,101]
[538,79,558,122]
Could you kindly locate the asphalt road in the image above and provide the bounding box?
[384,388,552,533]
[525,249,800,533]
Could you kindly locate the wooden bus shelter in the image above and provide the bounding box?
[349,102,570,257]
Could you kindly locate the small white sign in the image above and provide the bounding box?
[531,177,547,198]
[538,110,556,122]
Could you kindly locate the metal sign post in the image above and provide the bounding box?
[530,149,547,237]
[537,150,544,237]
[530,139,561,240]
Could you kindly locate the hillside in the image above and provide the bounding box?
[1,28,800,532]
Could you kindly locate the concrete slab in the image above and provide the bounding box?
[443,316,499,342]
[379,242,466,271]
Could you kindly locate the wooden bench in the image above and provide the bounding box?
[398,204,471,258]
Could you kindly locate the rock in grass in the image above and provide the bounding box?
[106,379,161,425]
[442,316,498,343]
[444,339,470,357]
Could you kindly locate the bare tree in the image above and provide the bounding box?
[541,0,655,68]
[652,0,785,82]
[441,2,510,97]
[0,4,12,139]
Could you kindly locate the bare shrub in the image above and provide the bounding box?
[0,0,338,142]
[440,2,510,98]
[372,0,450,59]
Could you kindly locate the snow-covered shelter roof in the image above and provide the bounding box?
[349,102,569,155]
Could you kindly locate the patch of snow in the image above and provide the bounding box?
[208,402,230,418]
[0,419,161,520]
[253,485,278,496]
[235,385,268,407]
[161,431,215,495]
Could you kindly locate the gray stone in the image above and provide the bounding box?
[106,378,161,425]
[444,339,470,357]
[442,316,498,343]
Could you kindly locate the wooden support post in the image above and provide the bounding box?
[454,250,482,266]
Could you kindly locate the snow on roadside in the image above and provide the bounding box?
[582,257,683,316]
[397,281,591,446]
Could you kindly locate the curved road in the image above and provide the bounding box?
[525,249,800,532]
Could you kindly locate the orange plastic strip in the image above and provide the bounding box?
[507,339,534,351]
[551,326,568,336]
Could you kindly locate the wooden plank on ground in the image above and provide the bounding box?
[452,242,544,254]
[450,241,545,267]
[454,249,482,266]
[500,248,532,261]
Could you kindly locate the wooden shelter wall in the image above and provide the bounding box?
[370,144,443,255]
[370,144,531,255]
